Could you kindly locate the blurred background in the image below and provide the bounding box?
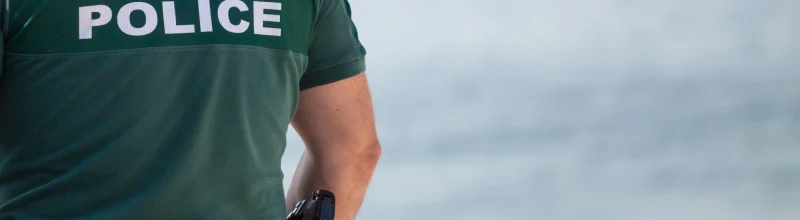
[285,0,800,219]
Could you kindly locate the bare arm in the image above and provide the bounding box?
[287,73,381,220]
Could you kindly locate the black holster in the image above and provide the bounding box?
[287,190,336,220]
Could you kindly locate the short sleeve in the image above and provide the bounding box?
[299,0,367,91]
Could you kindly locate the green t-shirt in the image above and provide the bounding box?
[0,0,366,219]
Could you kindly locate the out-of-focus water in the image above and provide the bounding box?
[284,0,800,219]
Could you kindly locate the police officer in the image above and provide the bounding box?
[0,0,381,219]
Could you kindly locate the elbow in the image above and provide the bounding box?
[359,140,382,163]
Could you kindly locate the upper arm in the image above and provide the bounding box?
[292,0,378,154]
[292,74,377,155]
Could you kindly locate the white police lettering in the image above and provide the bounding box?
[198,0,214,32]
[117,2,159,36]
[253,2,281,36]
[217,0,249,34]
[78,5,113,40]
[163,1,196,34]
[77,0,282,39]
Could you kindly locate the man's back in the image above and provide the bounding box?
[0,0,367,219]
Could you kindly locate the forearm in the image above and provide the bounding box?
[285,144,381,220]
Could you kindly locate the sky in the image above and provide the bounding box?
[283,0,800,219]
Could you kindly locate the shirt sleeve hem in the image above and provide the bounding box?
[299,57,366,91]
